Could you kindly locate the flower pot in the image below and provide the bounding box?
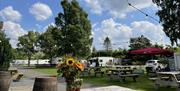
[0,71,11,91]
[33,77,57,91]
[75,88,80,91]
[67,88,80,91]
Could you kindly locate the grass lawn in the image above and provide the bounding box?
[34,68,176,91]
[34,67,58,76]
[83,75,176,91]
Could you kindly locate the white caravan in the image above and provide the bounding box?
[88,57,114,67]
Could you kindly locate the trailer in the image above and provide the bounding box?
[88,57,114,67]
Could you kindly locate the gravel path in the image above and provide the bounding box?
[9,68,66,91]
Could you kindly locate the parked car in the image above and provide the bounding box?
[145,59,165,72]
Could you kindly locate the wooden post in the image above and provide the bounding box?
[0,71,11,91]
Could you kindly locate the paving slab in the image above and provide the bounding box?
[81,86,137,91]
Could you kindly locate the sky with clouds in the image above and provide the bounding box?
[0,0,171,49]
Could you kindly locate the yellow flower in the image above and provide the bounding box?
[66,58,75,66]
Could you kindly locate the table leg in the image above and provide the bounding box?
[133,77,136,82]
[122,77,126,82]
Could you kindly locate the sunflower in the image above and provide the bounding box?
[66,58,75,66]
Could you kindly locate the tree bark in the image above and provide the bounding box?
[28,56,31,67]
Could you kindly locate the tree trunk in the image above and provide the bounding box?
[49,57,53,66]
[28,56,31,67]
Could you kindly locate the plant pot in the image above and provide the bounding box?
[75,88,80,91]
[33,76,57,91]
[0,71,11,91]
[67,88,80,91]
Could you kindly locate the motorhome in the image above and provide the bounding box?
[88,57,114,67]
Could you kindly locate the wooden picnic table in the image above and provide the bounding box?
[119,74,139,82]
[115,66,131,69]
[149,71,180,90]
[107,69,139,82]
[107,68,133,75]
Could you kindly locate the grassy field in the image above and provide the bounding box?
[34,67,58,76]
[83,76,176,91]
[34,68,176,91]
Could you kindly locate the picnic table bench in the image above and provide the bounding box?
[119,74,139,82]
[94,67,105,77]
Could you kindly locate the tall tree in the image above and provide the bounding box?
[129,35,152,50]
[0,21,13,70]
[38,25,59,64]
[153,0,180,45]
[17,31,39,66]
[103,37,112,52]
[55,0,92,58]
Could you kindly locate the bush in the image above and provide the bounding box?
[0,25,13,71]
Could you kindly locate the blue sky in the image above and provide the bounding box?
[0,0,171,49]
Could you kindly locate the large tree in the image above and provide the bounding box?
[55,0,92,58]
[153,0,180,45]
[129,35,152,50]
[0,21,13,70]
[103,37,112,53]
[38,25,59,64]
[17,31,39,66]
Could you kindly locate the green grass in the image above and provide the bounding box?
[34,68,57,76]
[83,75,176,91]
[34,68,176,91]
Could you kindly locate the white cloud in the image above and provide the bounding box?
[3,21,27,48]
[0,6,22,22]
[84,0,154,18]
[93,18,132,49]
[29,2,52,21]
[131,21,170,45]
[84,0,102,14]
[93,19,171,50]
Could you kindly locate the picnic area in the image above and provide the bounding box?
[1,0,180,91]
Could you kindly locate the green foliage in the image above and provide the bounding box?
[38,25,59,63]
[12,48,27,60]
[153,0,180,45]
[17,31,39,66]
[175,47,180,53]
[32,52,45,60]
[55,0,92,58]
[129,35,152,50]
[112,49,128,58]
[90,49,128,58]
[0,22,13,70]
[153,43,163,48]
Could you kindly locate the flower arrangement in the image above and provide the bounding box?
[56,56,84,91]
